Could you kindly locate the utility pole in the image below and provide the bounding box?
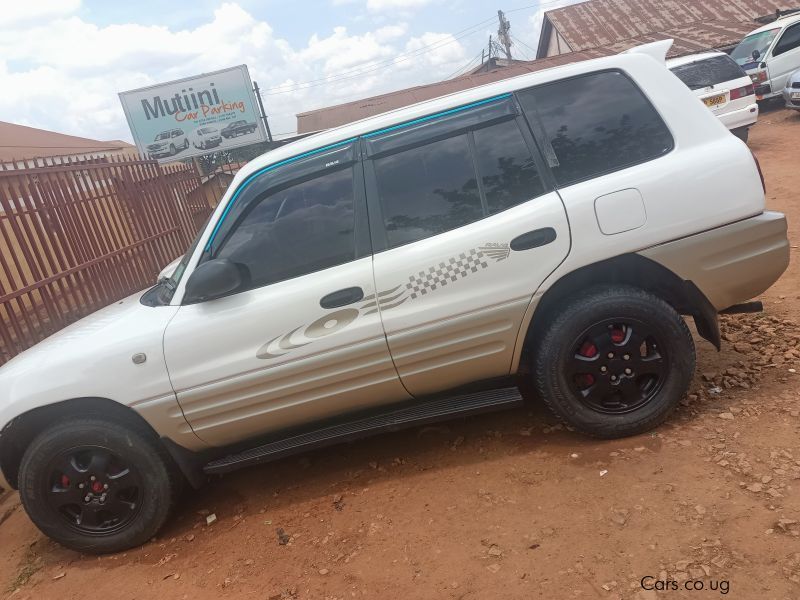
[252,81,274,143]
[497,9,513,61]
[488,34,493,60]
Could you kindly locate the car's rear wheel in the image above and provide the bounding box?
[732,127,749,143]
[18,417,180,553]
[532,285,695,438]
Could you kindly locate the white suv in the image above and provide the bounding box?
[0,41,789,553]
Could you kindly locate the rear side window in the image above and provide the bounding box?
[774,22,800,56]
[473,119,545,214]
[371,115,547,249]
[373,134,483,249]
[216,168,355,289]
[516,70,673,187]
[669,55,747,90]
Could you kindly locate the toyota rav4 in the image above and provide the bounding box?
[0,41,789,553]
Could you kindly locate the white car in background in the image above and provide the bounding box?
[784,67,800,109]
[192,126,222,150]
[730,13,800,101]
[668,51,758,142]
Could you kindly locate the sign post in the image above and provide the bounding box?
[119,65,268,163]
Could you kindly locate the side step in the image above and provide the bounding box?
[203,387,523,475]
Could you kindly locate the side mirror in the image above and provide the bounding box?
[183,258,243,304]
[752,49,761,61]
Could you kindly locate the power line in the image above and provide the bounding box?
[261,16,497,95]
[511,33,538,57]
[445,49,484,79]
[260,0,573,96]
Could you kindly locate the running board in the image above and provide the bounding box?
[203,387,523,475]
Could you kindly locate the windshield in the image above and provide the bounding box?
[670,55,747,90]
[155,131,170,141]
[731,29,780,65]
[199,128,214,134]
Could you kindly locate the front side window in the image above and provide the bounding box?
[373,134,483,249]
[669,55,747,90]
[215,168,355,290]
[517,70,673,187]
[774,23,800,56]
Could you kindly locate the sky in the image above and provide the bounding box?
[0,0,580,143]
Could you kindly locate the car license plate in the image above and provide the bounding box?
[703,93,726,107]
[792,92,800,100]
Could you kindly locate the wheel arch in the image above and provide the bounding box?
[0,397,166,491]
[517,253,720,370]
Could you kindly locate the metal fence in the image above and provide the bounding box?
[0,154,214,366]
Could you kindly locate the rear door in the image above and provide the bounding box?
[364,95,571,397]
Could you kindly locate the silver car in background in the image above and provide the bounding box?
[784,68,800,109]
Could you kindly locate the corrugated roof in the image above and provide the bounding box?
[0,121,136,162]
[546,0,793,53]
[296,0,795,134]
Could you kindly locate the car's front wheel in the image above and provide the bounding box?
[18,417,181,553]
[533,285,695,438]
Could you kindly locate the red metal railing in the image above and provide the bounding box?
[0,154,214,365]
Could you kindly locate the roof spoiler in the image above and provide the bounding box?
[621,39,673,63]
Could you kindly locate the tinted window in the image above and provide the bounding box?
[373,134,483,248]
[775,23,800,56]
[517,70,673,186]
[669,55,746,90]
[473,120,545,214]
[217,168,355,289]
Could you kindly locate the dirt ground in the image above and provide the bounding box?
[1,105,799,600]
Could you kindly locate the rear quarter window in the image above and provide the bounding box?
[669,55,747,90]
[516,70,674,187]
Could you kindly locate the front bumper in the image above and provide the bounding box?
[718,103,759,131]
[639,211,790,311]
[784,89,800,110]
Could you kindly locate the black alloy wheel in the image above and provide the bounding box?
[533,285,695,438]
[45,446,142,536]
[568,318,667,414]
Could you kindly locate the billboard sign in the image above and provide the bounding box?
[119,65,267,163]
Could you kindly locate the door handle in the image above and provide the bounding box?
[320,287,364,309]
[510,228,557,251]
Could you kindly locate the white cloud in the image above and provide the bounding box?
[0,0,81,27]
[0,3,469,141]
[366,0,433,12]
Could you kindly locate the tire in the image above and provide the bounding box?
[532,285,695,439]
[732,127,749,143]
[18,417,181,553]
[169,143,176,155]
[184,139,189,149]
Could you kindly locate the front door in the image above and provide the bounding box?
[364,97,570,397]
[164,145,409,447]
[769,21,800,91]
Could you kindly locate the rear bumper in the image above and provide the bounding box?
[718,103,759,131]
[639,211,790,311]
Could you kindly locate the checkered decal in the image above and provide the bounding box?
[406,246,502,300]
